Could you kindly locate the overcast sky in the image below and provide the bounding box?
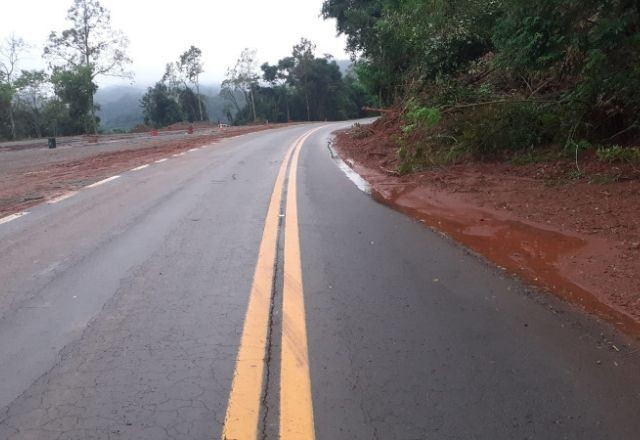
[0,0,349,88]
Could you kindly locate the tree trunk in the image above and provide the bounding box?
[285,92,290,122]
[196,81,204,121]
[305,91,311,121]
[8,100,16,140]
[250,88,257,122]
[32,96,42,138]
[90,93,97,135]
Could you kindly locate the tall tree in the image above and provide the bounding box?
[223,49,260,122]
[15,70,50,138]
[51,65,98,134]
[44,0,132,134]
[0,35,29,140]
[178,46,205,121]
[291,39,316,121]
[141,82,183,128]
[161,59,206,123]
[262,57,294,121]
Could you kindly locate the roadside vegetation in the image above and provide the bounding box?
[142,39,373,128]
[0,0,131,139]
[322,0,640,174]
[0,0,375,140]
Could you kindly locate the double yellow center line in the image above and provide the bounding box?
[222,127,325,440]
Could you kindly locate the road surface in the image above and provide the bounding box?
[0,122,639,439]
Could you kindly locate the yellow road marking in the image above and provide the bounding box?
[280,126,325,440]
[221,142,295,440]
[222,126,326,440]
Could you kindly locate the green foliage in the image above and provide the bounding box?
[178,87,207,123]
[396,136,467,174]
[596,145,640,163]
[177,46,206,121]
[51,65,98,134]
[456,102,560,157]
[323,0,640,170]
[224,39,374,125]
[402,102,441,135]
[141,82,183,128]
[44,0,132,134]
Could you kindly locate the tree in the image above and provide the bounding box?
[223,49,260,122]
[178,46,205,121]
[262,57,295,121]
[15,70,50,138]
[141,82,183,128]
[219,38,371,125]
[291,39,316,121]
[0,35,29,139]
[51,65,98,134]
[41,98,69,137]
[44,0,132,134]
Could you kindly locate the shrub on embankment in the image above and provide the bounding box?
[322,0,640,173]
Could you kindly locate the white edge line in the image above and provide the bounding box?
[172,153,185,157]
[155,158,169,163]
[188,148,198,152]
[86,175,120,189]
[47,192,77,204]
[0,212,29,225]
[131,164,150,171]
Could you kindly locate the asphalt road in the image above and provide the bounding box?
[0,122,639,439]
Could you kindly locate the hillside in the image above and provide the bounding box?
[95,85,146,132]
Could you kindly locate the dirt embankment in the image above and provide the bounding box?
[0,125,286,217]
[334,118,640,337]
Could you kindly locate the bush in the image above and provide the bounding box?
[455,102,561,157]
[401,101,441,135]
[596,145,640,163]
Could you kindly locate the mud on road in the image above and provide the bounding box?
[0,124,291,218]
[334,123,640,338]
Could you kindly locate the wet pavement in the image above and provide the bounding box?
[1,122,640,439]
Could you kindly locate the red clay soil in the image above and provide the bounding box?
[0,125,283,218]
[334,119,640,338]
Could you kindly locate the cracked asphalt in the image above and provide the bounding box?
[1,122,640,439]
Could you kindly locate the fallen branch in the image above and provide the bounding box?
[362,106,394,114]
[380,166,400,176]
[442,99,559,114]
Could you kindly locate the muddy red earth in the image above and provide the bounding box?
[0,125,291,218]
[335,124,640,339]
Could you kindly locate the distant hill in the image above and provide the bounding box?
[95,83,231,132]
[96,85,146,132]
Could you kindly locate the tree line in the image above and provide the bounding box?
[322,0,640,169]
[0,0,375,141]
[0,0,130,140]
[141,39,373,128]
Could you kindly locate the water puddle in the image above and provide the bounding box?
[331,151,640,336]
